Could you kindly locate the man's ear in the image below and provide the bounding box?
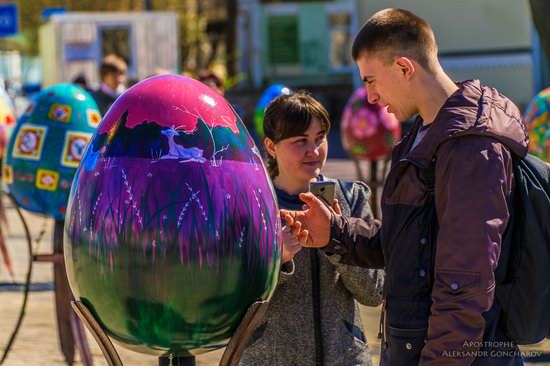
[395,57,415,80]
[264,137,276,158]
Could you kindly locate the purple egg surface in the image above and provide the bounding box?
[64,75,281,356]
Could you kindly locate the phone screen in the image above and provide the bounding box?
[309,181,336,204]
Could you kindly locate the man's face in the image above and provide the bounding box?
[356,53,415,121]
[104,71,126,91]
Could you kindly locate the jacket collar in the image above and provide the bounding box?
[405,80,528,167]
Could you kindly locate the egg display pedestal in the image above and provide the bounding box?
[33,220,93,366]
[1,207,93,366]
[71,298,270,365]
[351,158,391,219]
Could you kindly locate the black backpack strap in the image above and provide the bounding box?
[338,180,354,209]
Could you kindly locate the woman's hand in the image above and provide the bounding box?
[281,225,302,264]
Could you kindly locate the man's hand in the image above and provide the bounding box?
[280,192,334,248]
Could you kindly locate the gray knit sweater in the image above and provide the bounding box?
[239,177,384,366]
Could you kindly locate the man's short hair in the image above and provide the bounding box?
[351,8,438,71]
[99,54,127,79]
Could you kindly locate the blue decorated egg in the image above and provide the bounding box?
[3,84,101,219]
[254,84,292,138]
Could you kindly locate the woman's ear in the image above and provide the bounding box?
[264,137,276,159]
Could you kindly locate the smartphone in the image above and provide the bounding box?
[309,181,336,204]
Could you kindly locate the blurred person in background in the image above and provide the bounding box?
[198,69,244,120]
[92,54,127,116]
[72,73,91,92]
[198,69,225,95]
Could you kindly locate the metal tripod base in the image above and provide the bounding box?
[71,301,122,366]
[71,299,269,366]
[0,207,92,365]
[352,157,391,219]
[219,300,269,366]
[52,220,93,365]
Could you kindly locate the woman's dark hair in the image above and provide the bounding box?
[263,90,331,178]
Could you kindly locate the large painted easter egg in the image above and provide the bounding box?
[524,87,550,161]
[0,98,16,135]
[340,87,400,160]
[0,124,8,161]
[64,74,281,356]
[253,84,292,138]
[3,84,101,220]
[0,99,17,163]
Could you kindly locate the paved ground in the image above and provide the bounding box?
[1,159,548,365]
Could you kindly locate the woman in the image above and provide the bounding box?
[240,91,384,366]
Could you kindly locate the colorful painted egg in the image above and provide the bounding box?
[0,98,16,136]
[0,99,17,160]
[524,87,550,161]
[0,124,8,160]
[340,87,401,160]
[64,74,281,356]
[3,84,101,220]
[253,84,292,138]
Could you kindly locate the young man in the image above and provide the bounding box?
[92,54,127,116]
[282,8,527,365]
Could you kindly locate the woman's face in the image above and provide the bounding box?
[268,117,329,182]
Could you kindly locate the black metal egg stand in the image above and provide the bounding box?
[72,299,269,366]
[0,193,92,366]
[351,157,391,219]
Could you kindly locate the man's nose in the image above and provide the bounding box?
[367,89,379,104]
